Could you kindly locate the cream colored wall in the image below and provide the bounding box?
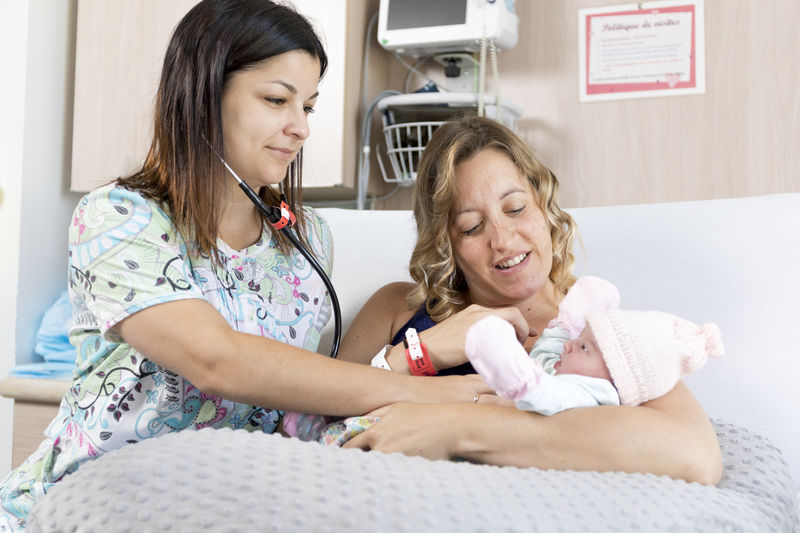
[375,0,800,209]
[0,0,82,478]
[0,0,28,479]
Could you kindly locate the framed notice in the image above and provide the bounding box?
[578,0,705,102]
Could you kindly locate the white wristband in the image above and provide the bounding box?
[370,345,394,370]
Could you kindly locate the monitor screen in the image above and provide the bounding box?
[386,0,467,30]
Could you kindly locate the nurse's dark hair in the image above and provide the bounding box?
[408,114,577,322]
[116,0,327,256]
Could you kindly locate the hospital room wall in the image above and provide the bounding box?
[375,0,800,209]
[0,0,81,475]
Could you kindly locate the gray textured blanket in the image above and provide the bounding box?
[29,420,799,532]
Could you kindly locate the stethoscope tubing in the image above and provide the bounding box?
[214,145,343,359]
[237,182,342,359]
[277,223,342,359]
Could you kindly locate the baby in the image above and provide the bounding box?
[466,277,724,414]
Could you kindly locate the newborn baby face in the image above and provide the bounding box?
[554,326,612,381]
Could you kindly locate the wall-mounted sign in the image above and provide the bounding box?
[579,0,705,101]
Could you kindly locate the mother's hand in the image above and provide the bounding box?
[339,282,534,374]
[342,403,468,460]
[420,304,535,371]
[419,374,496,405]
[342,397,510,460]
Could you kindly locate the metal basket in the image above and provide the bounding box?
[379,120,444,184]
[375,93,523,185]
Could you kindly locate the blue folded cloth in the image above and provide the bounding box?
[10,290,77,379]
[33,290,76,364]
[10,361,73,380]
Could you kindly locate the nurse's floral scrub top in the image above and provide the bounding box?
[0,184,333,529]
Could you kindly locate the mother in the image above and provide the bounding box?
[340,115,722,485]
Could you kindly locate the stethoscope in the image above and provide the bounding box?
[217,155,342,359]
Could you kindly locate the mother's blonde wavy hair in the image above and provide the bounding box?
[408,115,577,322]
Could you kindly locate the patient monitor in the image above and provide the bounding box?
[358,0,523,208]
[377,0,519,57]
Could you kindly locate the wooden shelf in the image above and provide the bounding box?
[0,377,71,404]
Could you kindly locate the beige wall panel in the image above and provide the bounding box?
[71,1,800,207]
[71,0,198,191]
[376,0,799,210]
[498,0,800,208]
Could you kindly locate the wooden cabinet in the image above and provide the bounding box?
[71,0,376,197]
[0,378,70,469]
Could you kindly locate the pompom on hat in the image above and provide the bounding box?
[584,309,724,406]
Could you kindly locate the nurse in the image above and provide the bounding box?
[0,1,516,529]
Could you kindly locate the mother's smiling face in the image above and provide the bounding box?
[448,147,555,308]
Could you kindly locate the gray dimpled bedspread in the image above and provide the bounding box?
[28,420,799,532]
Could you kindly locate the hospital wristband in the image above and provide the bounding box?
[404,328,437,376]
[370,345,393,370]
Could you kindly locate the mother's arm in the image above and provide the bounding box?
[337,282,416,367]
[339,283,719,484]
[345,382,722,485]
[338,282,533,373]
[467,382,722,484]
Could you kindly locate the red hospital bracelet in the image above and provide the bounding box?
[403,328,437,376]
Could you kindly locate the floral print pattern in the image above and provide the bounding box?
[0,184,333,530]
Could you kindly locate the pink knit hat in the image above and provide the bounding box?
[584,309,724,406]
